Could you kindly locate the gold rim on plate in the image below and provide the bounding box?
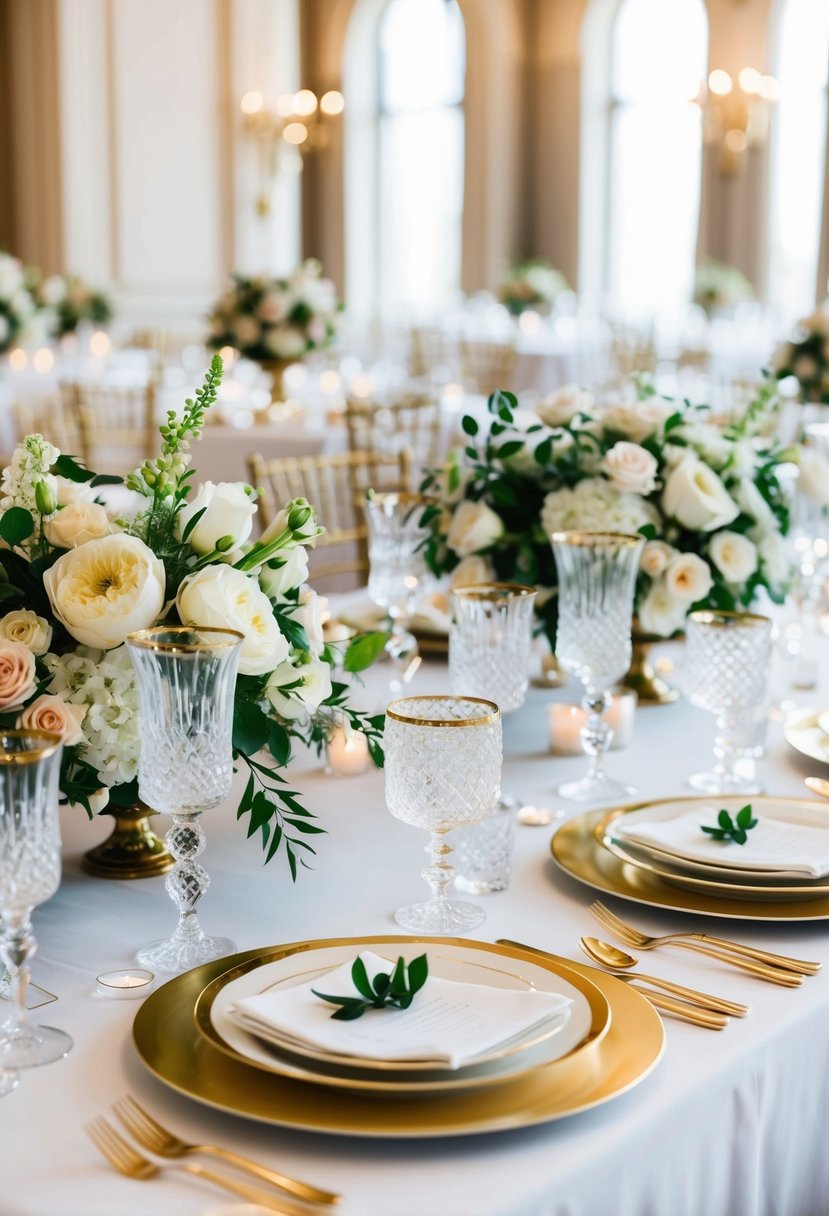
[193,940,606,1095]
[133,936,665,1137]
[552,804,829,921]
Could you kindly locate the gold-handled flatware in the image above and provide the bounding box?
[86,1117,300,1214]
[590,901,815,983]
[112,1095,341,1206]
[805,776,829,799]
[628,986,729,1029]
[579,937,749,1017]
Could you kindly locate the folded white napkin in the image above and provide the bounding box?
[615,806,829,877]
[230,951,572,1070]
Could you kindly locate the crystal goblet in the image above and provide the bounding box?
[364,492,430,691]
[684,610,773,795]
[126,627,243,974]
[384,695,502,934]
[0,730,72,1075]
[550,531,644,804]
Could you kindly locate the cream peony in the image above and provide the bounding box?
[637,583,687,638]
[44,535,166,649]
[176,481,257,556]
[450,555,496,588]
[640,541,675,579]
[709,531,758,583]
[664,552,713,602]
[265,655,333,722]
[601,442,658,495]
[0,640,36,709]
[176,565,289,676]
[446,500,504,557]
[18,694,85,745]
[0,609,52,654]
[536,385,593,428]
[661,457,739,532]
[259,547,309,598]
[45,501,111,549]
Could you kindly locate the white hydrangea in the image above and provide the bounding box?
[44,645,140,787]
[541,477,660,537]
[0,434,60,514]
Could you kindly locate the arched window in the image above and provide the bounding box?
[345,0,465,321]
[767,0,829,322]
[581,0,708,320]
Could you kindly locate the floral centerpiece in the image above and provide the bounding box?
[498,259,570,316]
[772,303,829,405]
[0,253,39,354]
[207,258,341,363]
[693,260,754,317]
[34,273,113,338]
[0,356,384,876]
[421,384,793,648]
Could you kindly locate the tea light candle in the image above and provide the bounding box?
[96,969,154,999]
[326,727,370,776]
[547,690,636,755]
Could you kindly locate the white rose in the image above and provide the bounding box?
[294,587,326,656]
[39,275,67,307]
[797,449,829,507]
[734,478,776,532]
[450,555,496,588]
[637,582,687,638]
[601,442,658,495]
[266,326,307,359]
[664,552,713,602]
[661,457,739,532]
[0,609,52,654]
[18,693,85,746]
[259,547,309,598]
[640,541,675,579]
[709,531,759,584]
[54,476,95,507]
[602,399,672,443]
[446,500,504,557]
[45,501,111,548]
[176,481,257,556]
[536,384,593,428]
[757,532,792,596]
[176,565,289,676]
[678,423,733,470]
[43,534,166,649]
[265,654,332,722]
[258,497,322,548]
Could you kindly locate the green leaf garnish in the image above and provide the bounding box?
[313,954,429,1020]
[701,804,758,845]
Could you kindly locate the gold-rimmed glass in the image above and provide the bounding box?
[550,531,644,804]
[384,695,502,934]
[684,610,773,795]
[364,492,431,692]
[126,627,243,974]
[0,729,70,1079]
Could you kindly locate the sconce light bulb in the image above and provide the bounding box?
[241,91,264,115]
[283,121,309,145]
[293,89,318,117]
[320,90,345,116]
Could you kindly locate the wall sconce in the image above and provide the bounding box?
[240,88,345,216]
[696,68,779,175]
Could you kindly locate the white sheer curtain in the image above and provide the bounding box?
[768,0,829,322]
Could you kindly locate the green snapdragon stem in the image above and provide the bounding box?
[234,526,295,572]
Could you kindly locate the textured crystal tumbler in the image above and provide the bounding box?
[684,610,773,795]
[384,696,502,933]
[449,583,537,711]
[365,492,429,691]
[127,627,243,973]
[0,730,71,1079]
[550,531,644,804]
[453,803,515,894]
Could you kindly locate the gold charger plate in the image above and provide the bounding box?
[552,807,829,921]
[133,935,665,1137]
[784,709,829,766]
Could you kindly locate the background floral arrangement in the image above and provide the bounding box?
[498,259,570,316]
[773,303,829,404]
[207,258,342,363]
[692,260,754,316]
[0,356,384,876]
[421,384,793,646]
[34,272,113,338]
[0,252,39,354]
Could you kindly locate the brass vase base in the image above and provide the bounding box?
[623,640,679,705]
[83,804,174,880]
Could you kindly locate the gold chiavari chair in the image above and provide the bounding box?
[345,392,443,472]
[13,394,84,458]
[409,326,459,380]
[248,448,411,587]
[608,322,657,383]
[70,381,157,475]
[458,339,517,396]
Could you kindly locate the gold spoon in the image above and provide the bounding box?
[805,777,829,799]
[579,936,748,1017]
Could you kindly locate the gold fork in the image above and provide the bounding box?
[86,1117,301,1214]
[112,1095,340,1206]
[590,902,809,986]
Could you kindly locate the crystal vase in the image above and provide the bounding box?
[126,627,243,973]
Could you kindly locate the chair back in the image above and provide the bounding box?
[71,381,157,474]
[13,394,85,459]
[345,393,443,472]
[458,339,517,396]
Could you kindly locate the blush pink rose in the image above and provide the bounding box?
[0,641,36,710]
[18,694,85,746]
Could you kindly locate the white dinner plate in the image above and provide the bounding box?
[784,708,829,766]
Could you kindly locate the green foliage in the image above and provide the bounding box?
[312,954,429,1020]
[344,631,389,673]
[701,804,758,845]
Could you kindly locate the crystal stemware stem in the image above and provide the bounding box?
[580,689,613,784]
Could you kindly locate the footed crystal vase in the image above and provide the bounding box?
[126,627,243,974]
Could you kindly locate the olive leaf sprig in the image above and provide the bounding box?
[701,804,758,845]
[312,954,429,1021]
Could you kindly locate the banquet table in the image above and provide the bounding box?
[5,632,829,1216]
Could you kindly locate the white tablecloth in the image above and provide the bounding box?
[3,637,829,1216]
